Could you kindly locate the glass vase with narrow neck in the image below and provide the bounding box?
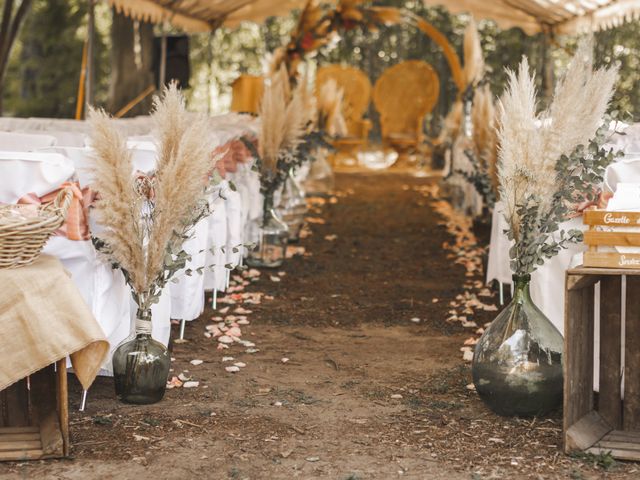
[277,169,308,242]
[247,192,289,268]
[445,99,475,214]
[472,274,563,417]
[113,307,171,404]
[303,148,334,196]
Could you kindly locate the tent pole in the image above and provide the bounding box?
[541,24,554,105]
[207,31,214,113]
[159,32,167,87]
[85,0,95,116]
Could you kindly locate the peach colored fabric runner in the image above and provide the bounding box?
[18,181,95,241]
[0,254,109,391]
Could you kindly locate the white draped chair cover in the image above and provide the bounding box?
[0,131,57,151]
[204,183,229,292]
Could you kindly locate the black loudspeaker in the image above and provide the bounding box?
[153,35,190,88]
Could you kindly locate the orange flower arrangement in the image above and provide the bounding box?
[274,0,405,82]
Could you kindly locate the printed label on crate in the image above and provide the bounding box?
[619,255,640,267]
[585,210,640,226]
[603,213,637,225]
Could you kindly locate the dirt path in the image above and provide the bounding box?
[1,173,637,479]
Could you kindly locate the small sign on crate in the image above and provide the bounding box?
[583,210,640,269]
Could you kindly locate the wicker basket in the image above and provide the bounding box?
[0,188,73,268]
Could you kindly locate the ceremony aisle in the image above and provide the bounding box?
[3,173,637,479]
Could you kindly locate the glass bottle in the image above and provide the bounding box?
[472,274,563,417]
[113,308,171,404]
[303,148,334,196]
[277,169,308,242]
[444,99,475,214]
[247,191,289,268]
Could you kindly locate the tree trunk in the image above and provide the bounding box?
[0,0,32,115]
[108,8,154,116]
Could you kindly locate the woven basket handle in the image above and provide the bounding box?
[52,187,74,220]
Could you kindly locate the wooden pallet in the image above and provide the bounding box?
[583,210,640,269]
[564,268,640,460]
[0,359,68,461]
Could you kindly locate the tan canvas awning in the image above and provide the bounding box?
[422,0,640,34]
[108,0,309,32]
[108,0,640,34]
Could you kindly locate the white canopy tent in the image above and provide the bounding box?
[107,0,640,34]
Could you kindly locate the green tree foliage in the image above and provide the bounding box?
[3,0,109,118]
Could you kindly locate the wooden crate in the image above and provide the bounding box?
[0,359,68,461]
[564,267,640,460]
[583,210,640,269]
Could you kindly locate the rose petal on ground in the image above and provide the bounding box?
[462,350,474,362]
[390,394,403,399]
[222,356,234,362]
[281,357,289,363]
[225,366,240,373]
[234,307,252,314]
[183,381,199,388]
[218,335,234,344]
[270,275,281,282]
[227,327,242,337]
[234,362,246,368]
[166,376,183,389]
[178,373,191,382]
[410,317,420,323]
[324,234,338,241]
[190,359,203,366]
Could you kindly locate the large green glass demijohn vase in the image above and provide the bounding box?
[472,274,563,416]
[113,308,171,404]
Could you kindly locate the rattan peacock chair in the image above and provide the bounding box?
[316,65,372,165]
[373,60,440,169]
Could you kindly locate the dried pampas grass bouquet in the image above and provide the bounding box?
[497,37,620,276]
[89,83,214,311]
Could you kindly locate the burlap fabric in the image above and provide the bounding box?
[0,254,109,391]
